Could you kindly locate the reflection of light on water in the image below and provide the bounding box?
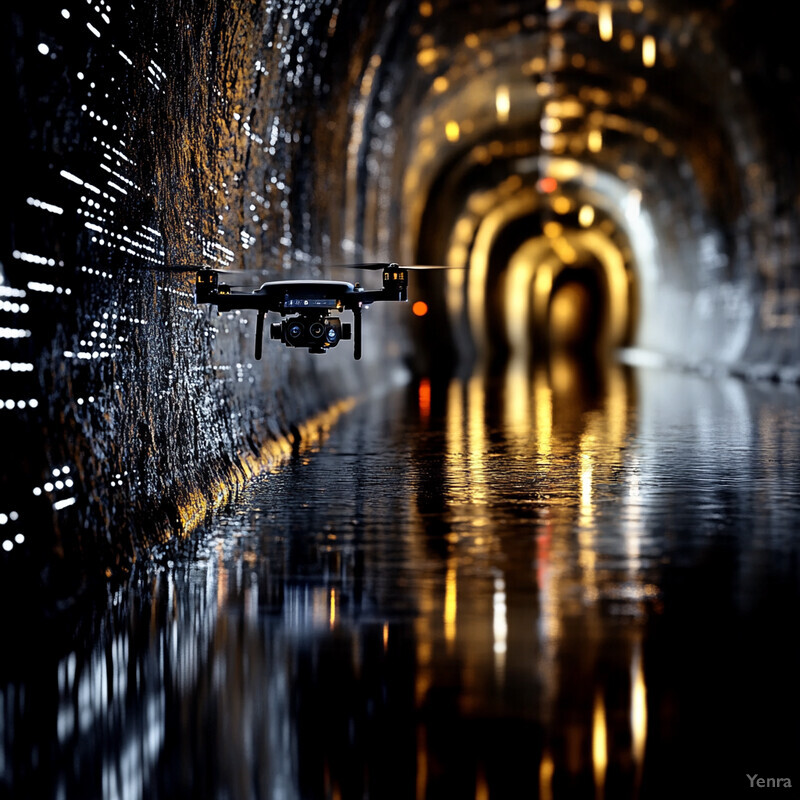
[468,375,487,504]
[631,643,648,784]
[444,561,457,646]
[536,522,560,651]
[533,261,554,338]
[329,588,336,629]
[604,359,630,445]
[415,585,434,706]
[418,377,431,420]
[598,2,613,41]
[593,691,608,800]
[580,448,593,513]
[579,440,597,574]
[416,726,428,800]
[492,575,508,680]
[539,749,555,800]
[446,379,463,463]
[445,264,465,323]
[476,765,490,800]
[623,456,643,565]
[502,362,530,432]
[534,367,553,459]
[495,84,510,124]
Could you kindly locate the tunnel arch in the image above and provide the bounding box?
[344,0,792,378]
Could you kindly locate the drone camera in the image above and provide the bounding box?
[270,314,351,352]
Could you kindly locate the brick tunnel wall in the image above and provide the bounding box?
[2,0,395,601]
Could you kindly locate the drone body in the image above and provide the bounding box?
[192,264,411,359]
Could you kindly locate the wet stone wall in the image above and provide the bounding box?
[2,0,391,603]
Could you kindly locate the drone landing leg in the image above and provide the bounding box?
[255,311,265,360]
[353,305,362,360]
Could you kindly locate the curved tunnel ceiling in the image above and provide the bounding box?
[345,0,796,374]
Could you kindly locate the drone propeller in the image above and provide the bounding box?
[332,262,458,271]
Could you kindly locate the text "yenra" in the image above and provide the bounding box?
[747,774,793,789]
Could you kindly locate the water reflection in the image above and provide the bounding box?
[2,360,799,799]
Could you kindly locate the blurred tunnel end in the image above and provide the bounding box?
[388,0,789,382]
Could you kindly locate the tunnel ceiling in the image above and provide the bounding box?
[348,0,800,370]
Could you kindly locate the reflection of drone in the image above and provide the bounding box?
[157,262,449,360]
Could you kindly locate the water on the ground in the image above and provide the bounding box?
[3,359,800,800]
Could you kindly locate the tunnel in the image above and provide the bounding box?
[3,1,800,799]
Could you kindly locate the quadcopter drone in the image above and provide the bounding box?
[158,262,447,360]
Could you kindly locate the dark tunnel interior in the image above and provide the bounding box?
[3,1,800,798]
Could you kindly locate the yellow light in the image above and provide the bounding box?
[580,450,593,511]
[432,75,449,93]
[419,138,436,159]
[598,2,613,41]
[618,163,635,180]
[525,56,547,74]
[552,196,571,215]
[593,691,608,796]
[503,250,539,364]
[444,563,457,643]
[445,120,460,142]
[496,85,510,123]
[546,98,584,118]
[546,0,561,9]
[539,751,555,800]
[533,361,553,457]
[416,724,428,799]
[447,242,468,266]
[551,236,577,264]
[542,116,562,133]
[465,32,480,48]
[588,129,603,152]
[632,650,648,772]
[419,1,433,16]
[454,216,473,243]
[417,48,438,68]
[642,35,656,67]
[620,30,635,51]
[543,221,563,239]
[467,375,487,503]
[578,204,595,227]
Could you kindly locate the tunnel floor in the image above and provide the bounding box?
[3,360,800,800]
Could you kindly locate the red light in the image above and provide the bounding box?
[538,177,558,193]
[412,300,429,317]
[418,378,431,419]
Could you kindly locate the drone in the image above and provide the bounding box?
[156,262,449,360]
